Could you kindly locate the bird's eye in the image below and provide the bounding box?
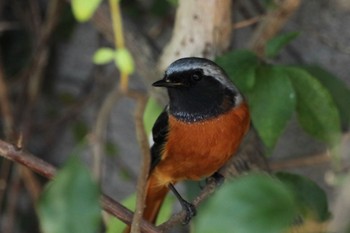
[191,73,202,81]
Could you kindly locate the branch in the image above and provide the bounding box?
[0,139,160,233]
[158,0,232,71]
[248,0,301,56]
[90,87,121,180]
[127,91,150,233]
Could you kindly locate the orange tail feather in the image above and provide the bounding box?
[123,174,169,233]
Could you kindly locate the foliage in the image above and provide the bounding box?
[194,172,329,233]
[194,173,297,233]
[265,32,300,58]
[37,157,101,233]
[276,172,330,221]
[216,36,347,150]
[71,0,102,22]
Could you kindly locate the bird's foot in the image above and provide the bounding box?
[181,200,197,225]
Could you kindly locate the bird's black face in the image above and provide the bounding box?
[152,57,241,122]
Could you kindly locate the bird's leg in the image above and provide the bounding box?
[168,183,196,224]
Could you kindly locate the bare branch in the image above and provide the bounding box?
[0,139,160,233]
[248,0,301,56]
[158,0,232,71]
[127,91,150,233]
[90,87,121,180]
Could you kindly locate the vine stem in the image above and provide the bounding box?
[108,0,125,49]
[108,0,128,92]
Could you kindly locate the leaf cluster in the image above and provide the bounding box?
[216,33,349,150]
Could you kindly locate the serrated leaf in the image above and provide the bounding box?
[93,47,115,64]
[115,48,134,75]
[301,65,350,129]
[37,157,100,233]
[71,0,102,22]
[194,173,297,233]
[285,67,341,144]
[143,97,163,135]
[109,193,174,232]
[248,65,296,149]
[276,172,330,221]
[216,50,259,92]
[266,32,299,58]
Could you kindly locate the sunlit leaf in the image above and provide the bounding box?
[266,32,299,58]
[248,65,296,149]
[38,157,100,233]
[194,173,297,233]
[93,47,115,64]
[71,0,102,22]
[284,67,341,145]
[115,48,135,75]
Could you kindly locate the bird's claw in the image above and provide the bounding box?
[181,200,196,225]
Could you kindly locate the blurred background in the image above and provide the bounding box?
[0,0,349,232]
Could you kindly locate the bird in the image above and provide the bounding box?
[124,57,250,232]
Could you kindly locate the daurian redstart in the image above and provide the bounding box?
[124,57,250,232]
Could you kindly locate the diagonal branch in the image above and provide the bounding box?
[0,139,160,233]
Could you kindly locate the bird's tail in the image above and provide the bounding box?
[123,174,169,233]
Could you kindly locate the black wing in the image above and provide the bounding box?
[150,108,169,172]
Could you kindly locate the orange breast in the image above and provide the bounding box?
[153,102,250,186]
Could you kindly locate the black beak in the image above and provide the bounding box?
[152,79,184,87]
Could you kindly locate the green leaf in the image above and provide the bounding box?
[108,193,174,232]
[93,47,115,64]
[266,32,299,58]
[71,0,102,22]
[301,65,350,128]
[248,65,296,149]
[276,172,330,221]
[194,173,297,233]
[37,157,100,233]
[216,50,259,92]
[143,97,163,135]
[284,67,341,144]
[115,48,135,75]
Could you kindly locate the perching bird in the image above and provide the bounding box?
[124,57,250,232]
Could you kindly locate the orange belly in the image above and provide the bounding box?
[153,102,250,186]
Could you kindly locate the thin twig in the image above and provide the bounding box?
[0,139,160,233]
[248,0,301,56]
[233,15,264,29]
[127,91,150,233]
[270,152,331,171]
[0,52,14,139]
[91,87,121,180]
[2,167,21,233]
[108,0,125,48]
[0,48,16,218]
[108,0,129,93]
